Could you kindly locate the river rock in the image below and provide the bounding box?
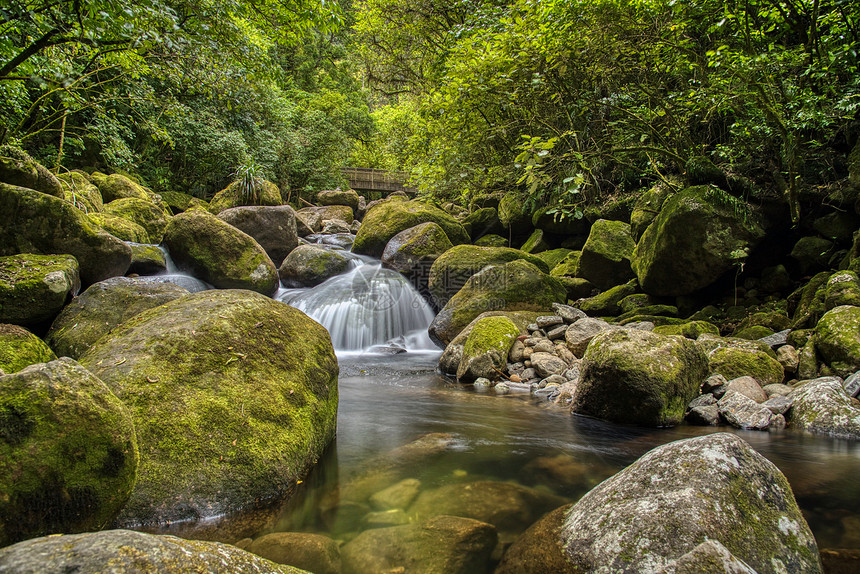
[87,212,150,243]
[463,207,505,240]
[208,178,282,214]
[78,290,338,530]
[630,180,673,241]
[217,205,299,266]
[162,208,279,295]
[300,204,355,225]
[0,253,80,328]
[381,222,453,301]
[574,329,708,426]
[724,375,767,403]
[58,172,104,213]
[353,199,469,257]
[560,433,821,573]
[427,245,549,307]
[496,504,578,574]
[0,358,138,547]
[826,271,860,310]
[631,185,764,296]
[456,316,520,383]
[438,311,539,375]
[763,395,793,415]
[295,209,321,235]
[815,305,860,377]
[0,324,57,373]
[0,183,131,284]
[318,188,360,212]
[0,530,304,573]
[776,344,799,374]
[428,260,566,346]
[89,172,151,203]
[278,244,351,287]
[127,243,167,275]
[707,346,785,386]
[322,218,352,234]
[530,352,569,378]
[103,197,170,243]
[788,377,860,439]
[687,404,720,425]
[718,390,774,430]
[575,219,636,290]
[45,277,189,359]
[248,532,341,574]
[564,317,616,357]
[341,515,497,574]
[791,236,835,274]
[576,279,638,317]
[0,145,62,197]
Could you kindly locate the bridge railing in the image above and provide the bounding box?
[341,167,417,196]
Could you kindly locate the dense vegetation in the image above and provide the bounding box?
[2,0,858,217]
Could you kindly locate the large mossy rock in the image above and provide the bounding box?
[427,245,550,308]
[207,179,282,214]
[278,244,351,287]
[0,530,306,573]
[162,209,278,295]
[456,316,520,383]
[87,212,150,243]
[103,197,170,244]
[353,199,469,257]
[560,433,821,573]
[631,186,764,296]
[575,219,636,290]
[128,243,167,275]
[89,173,150,203]
[573,329,708,426]
[576,279,637,317]
[0,183,132,284]
[429,259,566,346]
[317,188,360,212]
[217,205,299,266]
[0,254,80,328]
[707,346,785,385]
[78,290,338,528]
[788,377,860,440]
[531,206,590,235]
[630,181,674,241]
[815,305,860,377]
[438,311,541,375]
[496,505,577,574]
[825,270,860,310]
[46,277,189,359]
[0,145,62,198]
[157,190,196,213]
[382,222,453,305]
[498,193,533,231]
[463,207,505,240]
[58,172,103,213]
[0,324,57,373]
[0,358,139,547]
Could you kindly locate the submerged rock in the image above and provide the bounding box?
[0,253,80,328]
[248,532,341,574]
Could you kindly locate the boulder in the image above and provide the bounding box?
[630,181,673,241]
[128,243,167,275]
[87,212,150,243]
[162,209,279,295]
[427,245,550,307]
[520,229,551,253]
[790,236,835,275]
[717,390,774,430]
[456,316,520,383]
[825,270,860,310]
[788,377,860,439]
[299,205,354,225]
[0,254,80,328]
[381,222,453,298]
[535,248,572,271]
[495,505,578,574]
[707,346,785,386]
[438,311,540,375]
[294,210,320,235]
[89,173,151,203]
[550,251,581,277]
[58,172,103,212]
[278,244,351,287]
[0,145,62,197]
[814,305,860,377]
[474,234,508,247]
[428,259,566,346]
[498,193,533,231]
[352,199,469,257]
[157,190,196,213]
[576,279,637,316]
[317,188,360,212]
[0,183,131,284]
[247,532,341,574]
[103,197,170,243]
[0,358,138,547]
[217,205,299,266]
[560,433,821,573]
[791,271,830,329]
[658,540,758,574]
[653,321,719,339]
[564,317,616,356]
[724,375,767,403]
[208,179,282,214]
[631,186,764,296]
[575,219,636,290]
[0,530,304,573]
[0,324,57,373]
[573,329,708,426]
[463,207,505,240]
[78,290,338,530]
[45,277,189,359]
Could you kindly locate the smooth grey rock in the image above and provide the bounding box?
[657,540,757,574]
[788,377,860,439]
[530,352,569,378]
[763,395,793,415]
[565,317,615,356]
[725,376,767,403]
[547,324,568,340]
[689,394,717,409]
[762,383,794,397]
[553,302,587,324]
[759,328,791,349]
[718,390,773,430]
[776,345,800,374]
[687,404,720,426]
[537,315,564,328]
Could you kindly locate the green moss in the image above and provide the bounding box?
[103,197,171,243]
[550,251,582,277]
[791,271,831,329]
[815,305,860,377]
[0,254,81,327]
[0,324,57,372]
[520,229,551,253]
[90,173,151,203]
[653,321,719,339]
[498,193,532,230]
[474,234,508,247]
[208,179,282,214]
[535,248,572,271]
[732,325,774,340]
[279,244,350,287]
[353,199,470,257]
[576,280,637,316]
[158,190,195,213]
[457,316,520,382]
[0,145,63,197]
[616,305,678,323]
[825,270,860,310]
[88,212,150,243]
[708,346,785,385]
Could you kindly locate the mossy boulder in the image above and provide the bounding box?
[790,236,836,275]
[814,305,860,377]
[218,205,299,267]
[707,346,785,386]
[58,172,103,213]
[0,145,63,197]
[89,173,150,203]
[558,277,595,301]
[46,277,189,360]
[531,206,589,235]
[575,279,637,317]
[463,207,505,241]
[0,324,57,373]
[520,229,551,254]
[791,271,831,328]
[438,311,541,375]
[162,209,279,295]
[813,211,859,244]
[0,530,306,573]
[0,183,132,284]
[825,270,860,310]
[456,316,520,383]
[560,433,821,573]
[429,260,566,346]
[631,186,764,296]
[535,248,572,271]
[498,193,533,231]
[353,199,469,257]
[87,212,150,243]
[575,219,636,290]
[0,358,139,547]
[0,254,80,328]
[208,179,282,214]
[317,188,360,212]
[299,204,355,225]
[733,325,774,340]
[78,290,339,528]
[630,181,674,241]
[495,504,577,574]
[788,377,860,440]
[278,244,351,287]
[382,222,453,304]
[573,329,708,426]
[427,245,550,308]
[157,190,196,213]
[736,310,791,333]
[550,251,581,277]
[128,243,167,275]
[653,321,719,339]
[474,234,508,247]
[103,198,170,244]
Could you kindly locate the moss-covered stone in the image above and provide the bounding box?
[87,212,150,243]
[708,346,785,385]
[0,183,131,284]
[58,172,103,213]
[685,155,727,187]
[617,315,687,327]
[0,358,138,547]
[429,259,566,346]
[535,248,572,272]
[218,205,299,267]
[208,179,282,214]
[814,305,860,377]
[790,236,836,275]
[278,244,351,288]
[630,180,675,241]
[557,277,593,301]
[438,311,540,375]
[791,271,831,329]
[128,243,167,275]
[825,270,860,310]
[78,290,338,528]
[162,209,279,295]
[550,251,582,278]
[103,197,171,244]
[474,234,508,247]
[531,206,590,235]
[788,377,860,440]
[495,504,578,574]
[0,324,57,373]
[574,329,708,426]
[576,279,638,316]
[158,190,196,213]
[813,211,859,244]
[353,199,469,257]
[298,204,354,225]
[653,321,719,339]
[317,188,360,212]
[463,207,505,240]
[618,293,654,314]
[616,304,678,324]
[498,193,533,231]
[456,316,520,383]
[631,186,764,296]
[427,245,550,308]
[46,277,189,359]
[520,229,551,253]
[0,254,80,328]
[89,172,151,203]
[0,145,63,198]
[736,310,791,333]
[696,333,778,358]
[732,325,774,340]
[382,222,453,275]
[575,219,636,291]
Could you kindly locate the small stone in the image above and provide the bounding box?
[763,395,793,415]
[507,362,525,375]
[563,365,581,383]
[687,404,720,426]
[534,339,555,353]
[494,382,510,394]
[520,368,536,380]
[725,376,767,403]
[554,344,576,365]
[530,352,569,378]
[508,374,522,383]
[688,394,717,409]
[536,315,564,329]
[522,347,533,360]
[546,325,567,340]
[718,390,773,430]
[527,323,539,332]
[474,378,492,389]
[844,371,860,398]
[702,373,728,395]
[542,374,566,387]
[769,413,787,429]
[777,345,799,374]
[509,340,525,362]
[524,337,541,347]
[552,303,587,324]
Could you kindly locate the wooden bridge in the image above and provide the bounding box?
[341,167,417,197]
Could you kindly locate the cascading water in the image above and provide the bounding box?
[126,242,213,292]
